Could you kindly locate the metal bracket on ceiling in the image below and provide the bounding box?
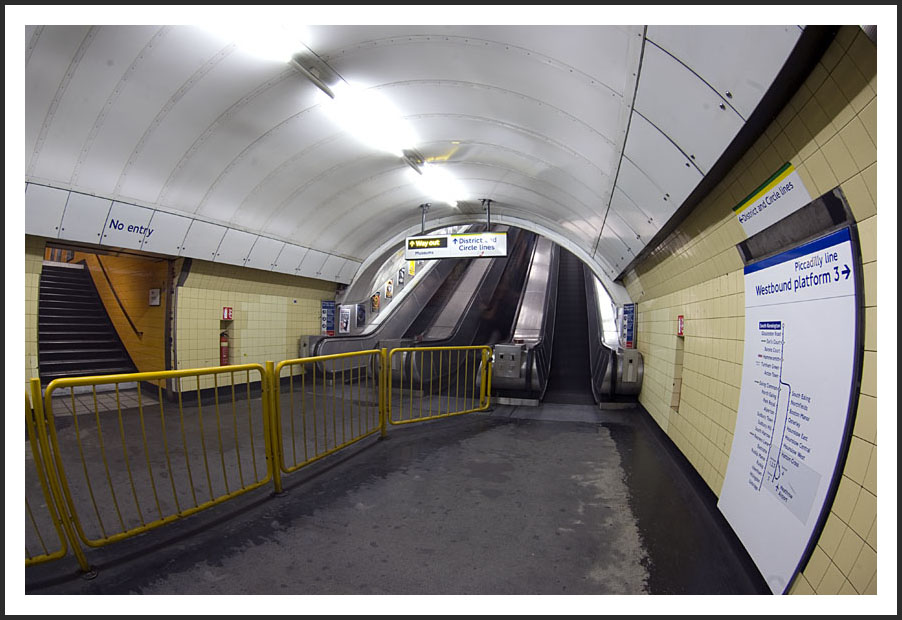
[403,149,425,174]
[290,50,341,99]
[419,203,431,234]
[481,198,493,229]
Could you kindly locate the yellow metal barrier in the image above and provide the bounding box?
[25,391,70,566]
[387,346,492,425]
[26,345,492,572]
[41,365,273,549]
[273,350,384,476]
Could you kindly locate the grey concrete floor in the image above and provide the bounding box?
[21,400,773,613]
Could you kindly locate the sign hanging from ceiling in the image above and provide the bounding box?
[404,232,507,260]
[732,162,812,237]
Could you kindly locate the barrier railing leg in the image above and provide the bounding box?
[379,349,388,439]
[485,349,493,410]
[31,378,95,577]
[264,362,284,495]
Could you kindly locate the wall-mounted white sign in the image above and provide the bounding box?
[732,162,812,237]
[718,227,860,594]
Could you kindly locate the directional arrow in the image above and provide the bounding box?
[842,264,850,279]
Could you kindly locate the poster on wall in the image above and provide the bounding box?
[717,227,860,594]
[620,303,636,348]
[371,292,380,314]
[356,303,366,329]
[398,267,405,288]
[385,279,393,300]
[338,305,351,334]
[320,300,335,336]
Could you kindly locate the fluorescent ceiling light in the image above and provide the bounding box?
[200,22,308,63]
[319,82,417,157]
[408,163,466,207]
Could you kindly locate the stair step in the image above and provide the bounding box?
[39,347,125,359]
[41,358,132,370]
[39,311,107,319]
[40,368,139,383]
[40,291,96,300]
[39,301,101,310]
[40,270,89,280]
[39,322,110,330]
[40,340,120,348]
[39,316,109,324]
[39,272,89,283]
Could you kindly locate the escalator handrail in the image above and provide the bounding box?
[583,265,615,402]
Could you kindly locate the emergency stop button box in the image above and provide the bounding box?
[493,344,525,378]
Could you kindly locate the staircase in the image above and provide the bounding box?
[38,261,138,385]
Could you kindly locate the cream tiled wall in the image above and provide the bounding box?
[622,26,877,595]
[174,260,337,391]
[25,235,46,391]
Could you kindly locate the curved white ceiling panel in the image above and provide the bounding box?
[141,209,193,255]
[609,187,659,243]
[610,156,675,229]
[22,21,810,290]
[647,25,803,120]
[25,25,92,167]
[58,192,112,244]
[622,111,704,210]
[315,25,641,95]
[632,42,745,174]
[323,38,626,141]
[24,183,68,238]
[179,220,228,261]
[244,236,285,271]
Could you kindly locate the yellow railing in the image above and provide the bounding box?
[387,346,492,425]
[41,365,274,549]
[25,391,73,567]
[272,350,385,485]
[25,345,491,574]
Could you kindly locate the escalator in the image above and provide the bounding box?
[309,226,534,383]
[309,224,487,360]
[491,242,643,406]
[400,227,537,390]
[412,227,536,347]
[541,248,595,405]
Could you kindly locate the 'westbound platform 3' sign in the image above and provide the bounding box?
[405,232,507,259]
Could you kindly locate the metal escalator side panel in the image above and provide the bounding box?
[583,265,613,402]
[490,237,559,402]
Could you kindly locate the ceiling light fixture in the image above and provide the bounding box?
[318,82,418,157]
[200,22,305,63]
[408,163,466,207]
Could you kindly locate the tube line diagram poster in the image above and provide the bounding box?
[718,227,859,594]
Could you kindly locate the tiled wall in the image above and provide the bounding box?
[622,26,877,595]
[72,251,170,373]
[174,259,336,391]
[25,236,46,391]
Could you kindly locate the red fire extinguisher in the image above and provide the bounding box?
[220,331,229,366]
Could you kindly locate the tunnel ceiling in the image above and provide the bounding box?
[23,21,805,289]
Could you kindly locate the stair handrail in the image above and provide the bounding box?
[94,256,143,339]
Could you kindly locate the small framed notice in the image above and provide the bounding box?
[149,288,161,306]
